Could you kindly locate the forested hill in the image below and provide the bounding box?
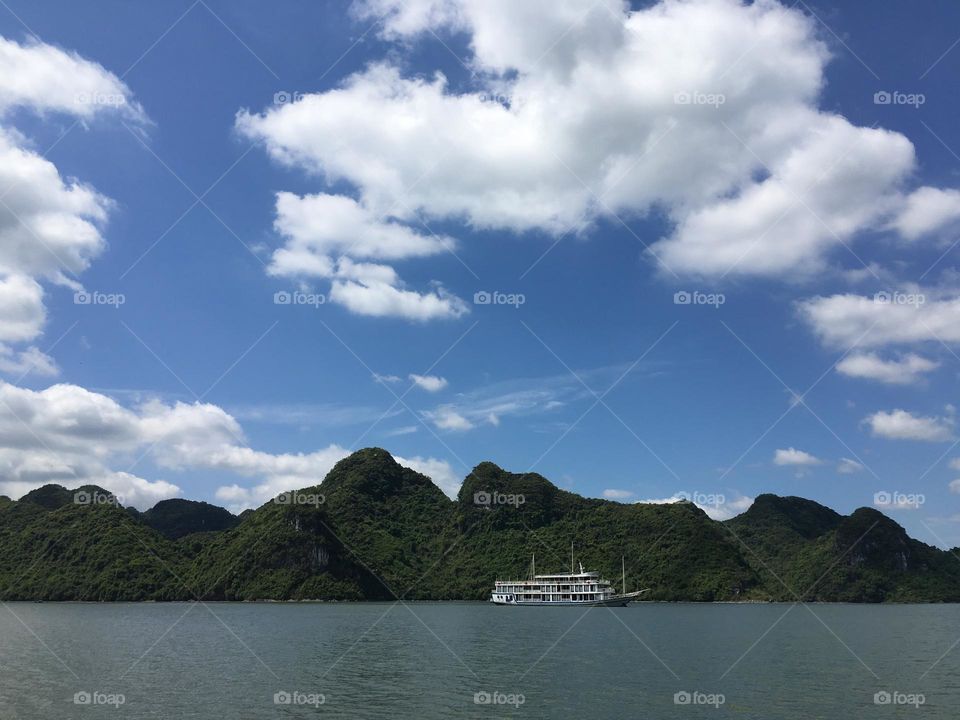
[1,448,957,602]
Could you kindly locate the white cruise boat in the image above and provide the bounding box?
[490,552,648,607]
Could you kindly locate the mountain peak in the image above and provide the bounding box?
[20,483,116,511]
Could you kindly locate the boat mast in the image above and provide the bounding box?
[622,556,626,594]
[570,541,574,574]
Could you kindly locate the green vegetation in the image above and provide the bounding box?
[0,448,958,602]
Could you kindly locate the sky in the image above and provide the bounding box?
[1,0,960,546]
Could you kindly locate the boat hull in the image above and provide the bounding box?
[491,591,647,607]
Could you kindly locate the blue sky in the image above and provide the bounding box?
[1,0,960,546]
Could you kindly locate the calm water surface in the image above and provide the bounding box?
[1,602,958,718]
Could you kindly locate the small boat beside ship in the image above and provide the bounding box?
[490,549,648,607]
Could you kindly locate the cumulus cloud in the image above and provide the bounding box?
[773,447,822,466]
[836,352,939,385]
[264,192,466,320]
[394,454,460,497]
[890,187,960,240]
[0,345,58,377]
[863,409,954,442]
[949,479,960,494]
[329,278,467,321]
[409,373,448,392]
[798,290,958,349]
[237,0,958,288]
[603,488,634,500]
[425,405,475,431]
[271,192,453,266]
[0,36,141,375]
[0,380,443,512]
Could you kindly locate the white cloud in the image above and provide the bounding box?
[836,457,864,474]
[636,492,753,520]
[418,363,628,433]
[0,274,45,343]
[237,0,958,283]
[863,409,954,442]
[0,380,353,510]
[0,345,58,377]
[603,488,634,500]
[384,424,418,436]
[891,186,960,240]
[265,192,466,320]
[949,479,960,494]
[373,373,402,384]
[394,454,460,498]
[0,36,141,375]
[836,352,939,385]
[706,495,754,521]
[271,192,452,266]
[328,278,467,321]
[798,290,960,349]
[425,405,474,431]
[0,36,143,121]
[409,373,448,392]
[773,447,822,466]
